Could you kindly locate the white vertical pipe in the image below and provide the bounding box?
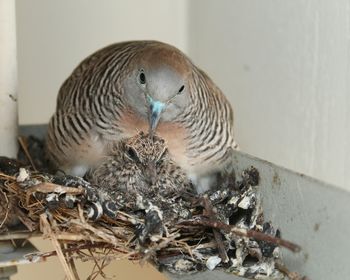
[0,0,18,157]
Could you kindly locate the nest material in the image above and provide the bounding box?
[0,137,306,280]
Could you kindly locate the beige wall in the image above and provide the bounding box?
[17,0,188,125]
[0,0,18,157]
[188,0,350,191]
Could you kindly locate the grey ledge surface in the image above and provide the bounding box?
[167,150,350,280]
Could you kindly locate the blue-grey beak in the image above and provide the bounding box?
[147,95,166,132]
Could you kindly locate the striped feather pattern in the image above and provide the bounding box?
[47,41,237,176]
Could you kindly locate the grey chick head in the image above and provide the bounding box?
[88,130,193,203]
[122,131,168,185]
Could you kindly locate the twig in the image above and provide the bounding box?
[26,183,85,205]
[24,243,126,262]
[40,213,76,280]
[87,248,107,280]
[0,188,10,228]
[52,238,76,280]
[0,173,16,180]
[18,136,37,171]
[0,231,41,240]
[66,244,81,280]
[100,247,113,270]
[142,233,180,263]
[88,248,114,280]
[69,258,80,280]
[69,219,118,245]
[14,206,37,231]
[200,196,229,263]
[179,217,301,253]
[55,232,108,243]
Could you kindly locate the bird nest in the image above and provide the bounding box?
[0,136,306,280]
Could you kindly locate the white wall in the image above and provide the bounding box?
[0,0,18,157]
[189,0,350,191]
[16,0,187,125]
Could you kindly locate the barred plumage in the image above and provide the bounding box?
[47,40,237,191]
[87,131,192,198]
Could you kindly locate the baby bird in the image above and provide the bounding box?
[87,131,192,200]
[87,131,194,241]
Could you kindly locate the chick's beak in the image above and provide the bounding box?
[145,162,157,185]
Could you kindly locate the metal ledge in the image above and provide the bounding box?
[168,150,350,280]
[0,242,38,267]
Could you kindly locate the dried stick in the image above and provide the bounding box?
[18,136,37,171]
[0,188,10,228]
[40,213,76,280]
[66,244,81,280]
[94,248,114,278]
[14,206,37,231]
[69,219,118,245]
[0,231,41,240]
[200,196,229,263]
[26,183,84,205]
[24,243,129,262]
[87,249,104,280]
[179,217,301,253]
[0,172,16,180]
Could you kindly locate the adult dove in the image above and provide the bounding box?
[46,41,238,192]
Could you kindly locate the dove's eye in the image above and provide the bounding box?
[178,85,185,94]
[138,69,146,85]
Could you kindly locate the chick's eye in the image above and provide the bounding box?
[127,147,139,161]
[138,71,146,85]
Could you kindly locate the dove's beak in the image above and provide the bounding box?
[147,96,166,133]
